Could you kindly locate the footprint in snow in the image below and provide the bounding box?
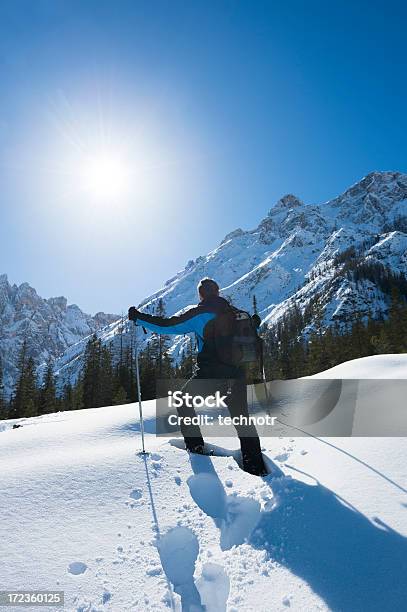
[129,488,143,500]
[68,561,87,575]
[150,453,162,461]
[196,563,230,612]
[150,453,163,470]
[274,452,289,462]
[158,526,204,611]
[187,470,261,551]
[158,527,230,612]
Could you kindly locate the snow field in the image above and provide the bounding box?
[1,355,407,611]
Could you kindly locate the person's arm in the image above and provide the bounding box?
[128,305,216,337]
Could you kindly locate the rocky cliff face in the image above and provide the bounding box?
[136,171,407,324]
[0,275,117,396]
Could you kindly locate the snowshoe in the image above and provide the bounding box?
[242,453,268,477]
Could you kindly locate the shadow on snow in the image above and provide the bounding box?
[136,436,407,611]
[252,470,407,611]
[170,441,407,611]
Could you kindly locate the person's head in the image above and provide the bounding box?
[197,277,219,301]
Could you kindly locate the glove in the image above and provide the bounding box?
[128,306,139,321]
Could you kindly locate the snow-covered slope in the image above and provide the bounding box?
[1,355,407,611]
[0,274,118,396]
[308,353,407,379]
[52,171,407,388]
[137,171,407,319]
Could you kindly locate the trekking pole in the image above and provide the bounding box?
[133,321,146,454]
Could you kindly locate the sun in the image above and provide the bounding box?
[81,154,130,199]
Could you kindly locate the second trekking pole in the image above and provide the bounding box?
[133,321,146,454]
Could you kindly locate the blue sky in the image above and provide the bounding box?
[0,0,406,314]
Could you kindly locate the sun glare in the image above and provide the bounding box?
[81,154,130,199]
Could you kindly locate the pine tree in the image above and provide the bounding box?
[11,340,27,419]
[252,295,258,315]
[83,335,102,408]
[177,335,195,379]
[116,360,131,402]
[117,314,126,366]
[387,287,406,352]
[0,355,6,419]
[99,345,114,406]
[62,383,74,411]
[125,344,137,402]
[11,341,38,418]
[150,299,171,378]
[349,314,367,360]
[22,357,38,418]
[38,360,56,415]
[139,347,157,400]
[81,337,116,408]
[72,379,84,410]
[113,385,127,405]
[0,356,3,409]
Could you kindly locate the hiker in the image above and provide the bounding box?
[128,278,267,476]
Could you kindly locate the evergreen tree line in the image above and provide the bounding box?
[1,275,406,420]
[333,244,407,299]
[262,286,407,379]
[0,299,197,420]
[1,340,57,420]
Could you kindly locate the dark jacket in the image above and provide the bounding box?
[135,295,232,368]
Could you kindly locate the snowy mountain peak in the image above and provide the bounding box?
[47,296,68,311]
[220,228,246,245]
[274,194,303,210]
[331,170,407,208]
[0,275,118,397]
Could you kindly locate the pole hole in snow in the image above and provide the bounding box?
[68,561,88,575]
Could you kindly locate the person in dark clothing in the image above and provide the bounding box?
[128,278,267,476]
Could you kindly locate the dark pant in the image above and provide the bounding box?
[178,363,263,465]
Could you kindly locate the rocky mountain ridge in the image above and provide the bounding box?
[0,274,117,396]
[2,170,406,395]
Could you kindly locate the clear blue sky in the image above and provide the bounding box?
[1,0,406,314]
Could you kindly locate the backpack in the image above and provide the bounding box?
[213,307,262,368]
